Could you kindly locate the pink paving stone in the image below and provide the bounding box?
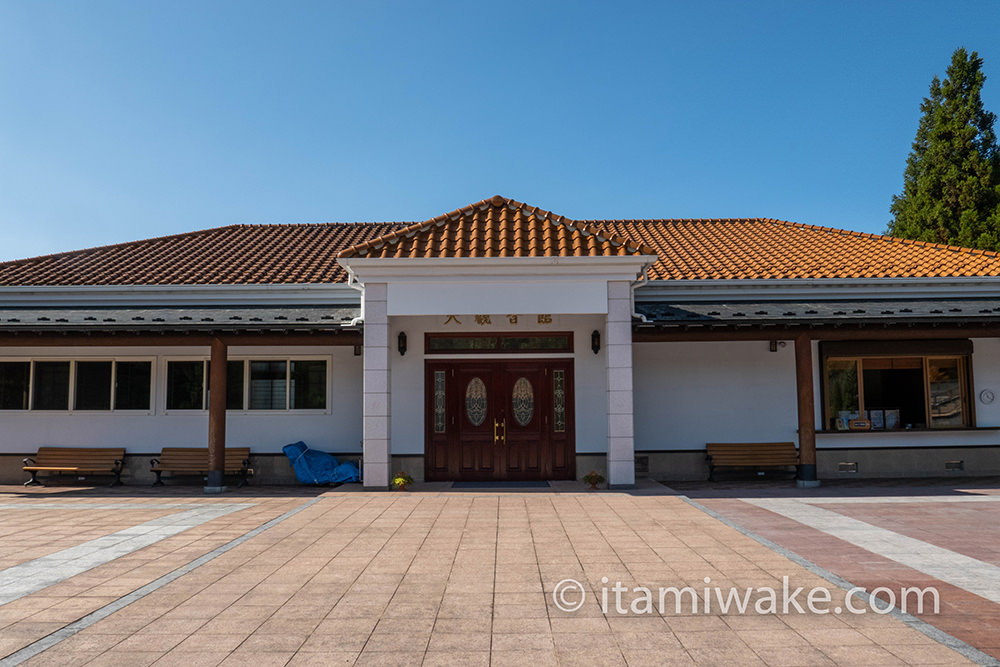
[699,495,1000,661]
[815,501,1000,567]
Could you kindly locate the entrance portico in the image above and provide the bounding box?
[336,196,657,488]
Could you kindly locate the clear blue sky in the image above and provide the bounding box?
[1,1,999,261]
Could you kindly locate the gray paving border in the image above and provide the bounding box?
[681,496,1000,667]
[0,497,322,667]
[0,504,254,605]
[746,497,1000,604]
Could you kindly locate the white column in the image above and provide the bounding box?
[606,280,635,487]
[362,282,391,488]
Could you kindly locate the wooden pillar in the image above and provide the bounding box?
[206,337,227,492]
[794,333,819,486]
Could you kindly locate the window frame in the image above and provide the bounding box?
[425,332,574,354]
[821,349,974,431]
[162,356,331,414]
[0,360,31,410]
[0,357,155,414]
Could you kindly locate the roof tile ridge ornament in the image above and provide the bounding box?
[337,195,657,259]
[336,195,507,258]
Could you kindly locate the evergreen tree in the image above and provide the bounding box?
[888,48,1000,250]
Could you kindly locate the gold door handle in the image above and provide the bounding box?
[501,418,507,444]
[494,419,500,444]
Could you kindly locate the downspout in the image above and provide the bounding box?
[630,262,652,323]
[342,262,365,327]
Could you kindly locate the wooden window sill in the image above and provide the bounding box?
[817,427,999,434]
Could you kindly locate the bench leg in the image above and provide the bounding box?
[109,470,123,488]
[152,471,164,486]
[23,471,41,487]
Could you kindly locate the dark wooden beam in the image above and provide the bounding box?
[206,337,227,492]
[794,333,818,485]
[0,332,363,347]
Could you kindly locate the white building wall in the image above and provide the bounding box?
[634,337,1000,453]
[387,313,608,456]
[0,344,362,455]
[633,340,799,450]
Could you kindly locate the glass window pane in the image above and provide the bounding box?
[826,359,859,430]
[290,360,325,409]
[227,361,245,410]
[499,335,571,351]
[249,360,286,410]
[115,361,151,410]
[465,377,487,426]
[75,361,112,410]
[553,370,566,433]
[511,377,534,426]
[32,361,70,410]
[167,361,205,410]
[861,359,924,429]
[928,358,964,427]
[433,370,446,433]
[428,337,498,352]
[0,362,30,410]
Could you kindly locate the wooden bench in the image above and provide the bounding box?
[705,442,799,481]
[150,447,253,487]
[23,447,125,487]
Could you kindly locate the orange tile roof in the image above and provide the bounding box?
[0,222,407,286]
[585,218,1000,280]
[337,196,657,259]
[2,196,1000,286]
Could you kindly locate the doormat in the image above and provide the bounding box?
[450,481,551,489]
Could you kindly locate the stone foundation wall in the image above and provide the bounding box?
[632,447,1000,482]
[4,447,996,486]
[0,452,361,487]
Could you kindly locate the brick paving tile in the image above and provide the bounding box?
[490,649,559,666]
[0,484,986,666]
[697,490,999,662]
[151,650,232,667]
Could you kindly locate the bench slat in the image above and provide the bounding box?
[150,447,253,487]
[23,447,125,487]
[705,442,799,481]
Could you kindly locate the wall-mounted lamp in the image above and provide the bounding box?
[398,331,407,356]
[353,344,362,356]
[768,341,787,353]
[591,330,601,354]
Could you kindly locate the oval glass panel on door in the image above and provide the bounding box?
[511,376,534,426]
[465,377,488,427]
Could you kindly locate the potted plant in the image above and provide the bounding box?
[392,471,414,491]
[582,470,605,490]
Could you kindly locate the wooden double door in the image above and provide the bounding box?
[425,359,575,481]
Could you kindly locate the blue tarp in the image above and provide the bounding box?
[282,441,360,485]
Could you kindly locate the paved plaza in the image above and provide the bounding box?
[0,480,997,666]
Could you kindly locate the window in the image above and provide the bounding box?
[0,359,151,412]
[291,360,326,409]
[822,341,972,430]
[166,361,205,410]
[168,359,328,411]
[426,332,573,354]
[249,361,287,410]
[32,362,70,410]
[0,362,30,410]
[115,361,152,410]
[226,361,244,410]
[75,361,113,410]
